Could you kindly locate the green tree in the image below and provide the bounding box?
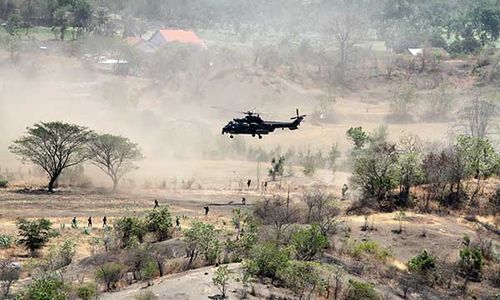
[87,134,143,192]
[349,142,399,202]
[17,218,55,256]
[448,0,500,53]
[2,13,21,60]
[184,221,220,267]
[146,206,173,242]
[291,225,328,261]
[244,242,290,281]
[395,135,423,205]
[96,262,126,291]
[346,127,369,150]
[9,122,91,192]
[276,260,322,299]
[114,216,147,248]
[456,135,499,203]
[212,264,230,299]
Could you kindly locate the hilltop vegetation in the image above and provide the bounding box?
[0,1,499,300]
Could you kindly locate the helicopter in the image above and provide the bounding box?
[222,109,306,139]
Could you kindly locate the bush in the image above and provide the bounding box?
[134,290,158,300]
[347,240,391,261]
[96,262,126,291]
[212,265,230,298]
[244,243,290,281]
[140,260,158,285]
[0,235,13,249]
[184,221,220,266]
[291,225,328,261]
[0,180,8,188]
[114,217,147,248]
[408,250,436,273]
[458,242,483,282]
[276,260,322,298]
[23,273,68,300]
[76,282,97,300]
[58,240,76,267]
[344,279,379,300]
[146,207,173,242]
[17,218,56,256]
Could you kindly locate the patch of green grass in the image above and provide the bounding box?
[346,239,392,261]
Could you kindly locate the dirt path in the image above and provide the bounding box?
[99,264,241,300]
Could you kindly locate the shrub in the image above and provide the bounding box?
[23,273,68,300]
[458,238,484,282]
[146,206,173,242]
[76,282,97,300]
[0,235,13,249]
[347,240,391,261]
[17,218,56,256]
[184,221,221,266]
[244,243,290,281]
[96,262,126,291]
[276,260,322,298]
[344,279,379,300]
[212,265,230,298]
[58,240,76,267]
[408,250,436,273]
[291,225,328,261]
[140,260,158,286]
[114,217,147,248]
[134,290,158,300]
[0,180,8,188]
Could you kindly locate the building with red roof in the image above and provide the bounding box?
[148,29,206,49]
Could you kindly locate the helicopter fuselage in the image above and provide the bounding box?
[222,111,305,139]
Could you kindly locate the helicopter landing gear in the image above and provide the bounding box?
[258,135,262,139]
[252,134,256,137]
[230,135,234,139]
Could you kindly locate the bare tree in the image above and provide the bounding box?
[9,122,91,192]
[323,4,367,84]
[87,134,143,192]
[460,96,498,138]
[302,189,340,235]
[0,259,20,299]
[254,196,300,242]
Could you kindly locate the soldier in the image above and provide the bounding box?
[102,216,107,227]
[247,179,252,189]
[241,197,246,205]
[175,216,181,228]
[203,206,209,216]
[71,217,77,228]
[88,216,92,227]
[154,199,159,209]
[263,181,268,191]
[342,184,349,199]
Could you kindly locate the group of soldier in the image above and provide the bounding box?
[70,216,106,228]
[68,180,347,229]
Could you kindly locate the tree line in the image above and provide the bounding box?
[8,121,143,192]
[1,0,498,53]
